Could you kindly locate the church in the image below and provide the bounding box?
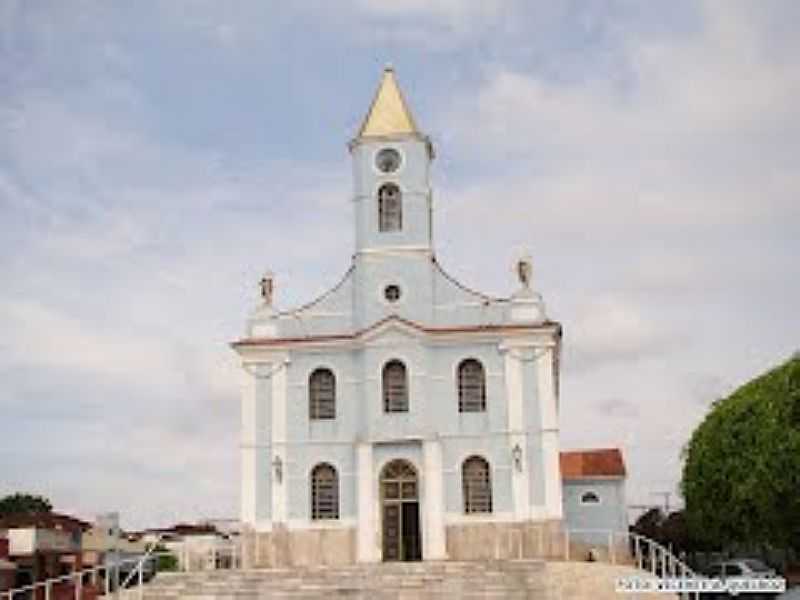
[232,67,627,566]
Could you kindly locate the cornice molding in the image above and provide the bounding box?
[232,315,561,355]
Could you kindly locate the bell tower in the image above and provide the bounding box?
[349,66,435,256]
[348,67,437,327]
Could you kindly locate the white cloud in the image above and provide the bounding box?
[351,0,508,22]
[566,295,681,372]
[436,1,799,235]
[452,2,800,145]
[0,300,171,380]
[319,0,527,50]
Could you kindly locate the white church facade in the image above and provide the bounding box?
[232,68,626,566]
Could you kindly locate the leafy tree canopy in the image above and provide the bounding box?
[0,493,53,517]
[632,507,666,542]
[681,354,800,551]
[632,508,704,552]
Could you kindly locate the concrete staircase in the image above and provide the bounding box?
[133,560,550,599]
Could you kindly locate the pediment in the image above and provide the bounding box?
[360,315,425,345]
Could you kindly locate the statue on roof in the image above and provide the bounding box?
[511,253,546,323]
[516,255,533,289]
[259,271,274,307]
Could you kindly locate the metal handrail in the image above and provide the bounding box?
[1,551,170,600]
[564,528,700,599]
[118,534,167,591]
[572,529,696,574]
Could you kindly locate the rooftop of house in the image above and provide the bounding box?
[560,448,626,479]
[0,511,91,533]
[141,523,219,537]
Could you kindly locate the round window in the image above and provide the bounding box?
[375,148,402,173]
[384,285,401,302]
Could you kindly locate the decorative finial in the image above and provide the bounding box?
[259,271,274,306]
[384,62,394,71]
[516,254,533,289]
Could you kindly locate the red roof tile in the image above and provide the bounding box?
[145,523,218,536]
[560,448,626,479]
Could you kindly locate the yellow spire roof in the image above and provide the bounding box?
[357,66,419,138]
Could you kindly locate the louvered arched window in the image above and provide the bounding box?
[462,456,492,514]
[378,183,402,232]
[457,359,486,412]
[309,368,336,420]
[311,463,339,520]
[383,360,408,413]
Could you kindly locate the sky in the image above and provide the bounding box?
[1,1,798,529]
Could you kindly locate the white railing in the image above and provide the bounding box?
[1,539,241,600]
[565,529,700,599]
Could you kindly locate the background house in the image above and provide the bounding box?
[81,522,147,569]
[137,523,235,571]
[0,512,90,597]
[0,537,17,593]
[560,448,628,555]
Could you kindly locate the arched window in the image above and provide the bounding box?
[383,360,408,413]
[311,463,339,520]
[378,183,402,232]
[457,359,486,412]
[580,491,600,505]
[309,368,336,420]
[462,456,492,514]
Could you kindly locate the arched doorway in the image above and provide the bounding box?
[380,459,422,561]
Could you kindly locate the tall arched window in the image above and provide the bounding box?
[378,183,402,232]
[309,368,336,420]
[458,359,486,413]
[311,463,339,520]
[462,456,492,514]
[383,360,408,413]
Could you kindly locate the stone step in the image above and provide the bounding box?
[122,561,551,600]
[107,562,667,600]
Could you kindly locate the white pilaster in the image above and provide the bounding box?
[272,360,289,523]
[240,367,257,525]
[504,349,530,521]
[422,439,447,559]
[537,347,563,519]
[356,442,378,562]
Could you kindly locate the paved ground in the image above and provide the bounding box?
[779,587,800,599]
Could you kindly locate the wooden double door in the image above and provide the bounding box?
[380,459,422,562]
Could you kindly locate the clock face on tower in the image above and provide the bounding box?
[375,147,402,173]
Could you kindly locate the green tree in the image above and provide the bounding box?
[660,510,691,552]
[632,507,666,543]
[681,354,800,551]
[0,493,53,516]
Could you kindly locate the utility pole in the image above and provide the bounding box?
[651,491,672,514]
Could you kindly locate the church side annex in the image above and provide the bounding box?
[231,67,625,567]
